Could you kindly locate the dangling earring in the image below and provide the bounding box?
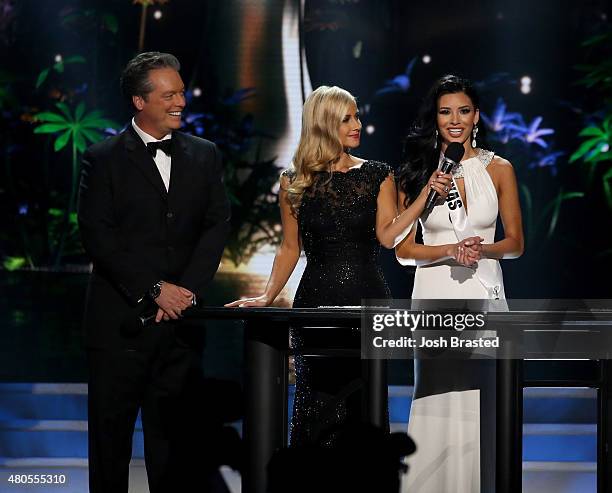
[434,129,439,149]
[472,124,479,148]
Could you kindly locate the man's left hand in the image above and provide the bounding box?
[154,284,195,322]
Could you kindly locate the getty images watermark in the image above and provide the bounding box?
[360,300,504,359]
[359,299,612,359]
[370,310,495,349]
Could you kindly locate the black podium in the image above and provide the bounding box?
[192,307,386,493]
[187,306,612,493]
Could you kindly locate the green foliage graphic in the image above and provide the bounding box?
[33,102,119,265]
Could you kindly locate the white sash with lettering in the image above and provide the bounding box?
[445,170,502,300]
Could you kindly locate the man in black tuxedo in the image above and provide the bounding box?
[78,52,230,492]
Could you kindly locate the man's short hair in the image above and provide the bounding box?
[120,52,181,108]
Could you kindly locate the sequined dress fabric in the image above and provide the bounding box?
[285,160,391,446]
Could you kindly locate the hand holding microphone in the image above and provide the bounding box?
[424,142,465,212]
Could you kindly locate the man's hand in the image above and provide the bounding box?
[154,282,194,322]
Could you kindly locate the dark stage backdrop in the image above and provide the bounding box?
[0,0,611,381]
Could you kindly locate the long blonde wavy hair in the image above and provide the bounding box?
[283,85,356,212]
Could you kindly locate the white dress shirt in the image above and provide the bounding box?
[131,118,172,191]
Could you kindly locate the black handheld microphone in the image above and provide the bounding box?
[424,142,465,212]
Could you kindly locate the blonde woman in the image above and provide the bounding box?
[227,85,451,445]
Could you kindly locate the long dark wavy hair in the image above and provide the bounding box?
[397,74,489,207]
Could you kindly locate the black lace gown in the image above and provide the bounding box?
[286,160,392,446]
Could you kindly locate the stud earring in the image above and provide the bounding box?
[472,124,478,148]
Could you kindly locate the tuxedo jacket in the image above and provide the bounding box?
[78,126,231,348]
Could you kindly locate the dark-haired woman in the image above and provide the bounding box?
[396,75,524,492]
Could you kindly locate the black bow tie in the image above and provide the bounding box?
[146,139,172,157]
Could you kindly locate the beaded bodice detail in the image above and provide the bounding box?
[282,160,394,306]
[283,161,392,270]
[449,148,495,179]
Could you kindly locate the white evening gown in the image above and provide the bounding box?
[402,151,504,493]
